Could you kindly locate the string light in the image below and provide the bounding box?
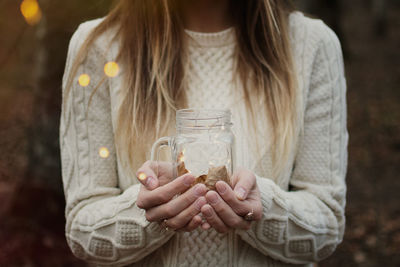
[137,172,147,181]
[20,0,42,25]
[78,74,90,87]
[178,149,185,162]
[98,147,110,158]
[104,62,120,77]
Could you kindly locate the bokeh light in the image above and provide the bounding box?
[104,62,120,77]
[20,0,42,25]
[98,147,110,158]
[178,150,185,163]
[78,74,90,87]
[137,172,147,181]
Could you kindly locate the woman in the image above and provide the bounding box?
[60,0,348,266]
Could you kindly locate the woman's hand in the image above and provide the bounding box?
[136,161,207,232]
[201,168,263,233]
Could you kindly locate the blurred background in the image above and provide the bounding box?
[0,0,399,266]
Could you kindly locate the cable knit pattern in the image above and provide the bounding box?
[60,11,348,267]
[178,229,228,267]
[175,28,237,267]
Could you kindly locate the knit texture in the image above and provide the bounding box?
[59,11,348,267]
[176,28,236,267]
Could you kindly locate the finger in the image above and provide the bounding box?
[137,173,195,210]
[182,215,203,232]
[215,181,252,216]
[231,168,256,200]
[166,197,207,230]
[201,204,229,234]
[136,161,174,190]
[136,161,159,190]
[216,181,262,221]
[205,191,251,230]
[146,186,207,222]
[201,222,211,230]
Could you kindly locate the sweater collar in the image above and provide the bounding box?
[184,27,236,48]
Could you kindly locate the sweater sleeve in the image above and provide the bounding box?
[59,22,174,266]
[236,22,348,264]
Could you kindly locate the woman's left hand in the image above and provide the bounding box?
[201,168,263,233]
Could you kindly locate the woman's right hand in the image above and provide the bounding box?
[136,161,207,232]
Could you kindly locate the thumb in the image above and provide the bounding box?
[232,168,256,200]
[136,161,160,190]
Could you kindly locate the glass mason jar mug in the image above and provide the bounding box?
[151,109,235,190]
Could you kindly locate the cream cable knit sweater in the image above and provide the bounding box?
[60,11,348,267]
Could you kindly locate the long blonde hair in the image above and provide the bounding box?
[63,0,299,178]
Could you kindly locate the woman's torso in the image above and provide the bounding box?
[81,11,318,267]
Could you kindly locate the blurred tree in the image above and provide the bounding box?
[371,0,388,36]
[296,0,391,38]
[25,0,112,191]
[294,0,348,56]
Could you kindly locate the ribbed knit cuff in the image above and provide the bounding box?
[146,221,176,238]
[235,175,275,239]
[255,175,275,215]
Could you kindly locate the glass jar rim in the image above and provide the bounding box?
[177,109,231,119]
[176,109,232,130]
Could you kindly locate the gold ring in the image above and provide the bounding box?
[244,209,254,221]
[161,219,169,231]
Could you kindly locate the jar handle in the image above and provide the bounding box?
[150,136,175,179]
[150,136,173,161]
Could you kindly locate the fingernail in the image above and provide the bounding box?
[235,187,246,200]
[208,192,219,205]
[203,207,213,218]
[216,182,226,194]
[146,177,156,188]
[184,175,195,186]
[195,198,206,210]
[201,222,210,230]
[194,184,206,196]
